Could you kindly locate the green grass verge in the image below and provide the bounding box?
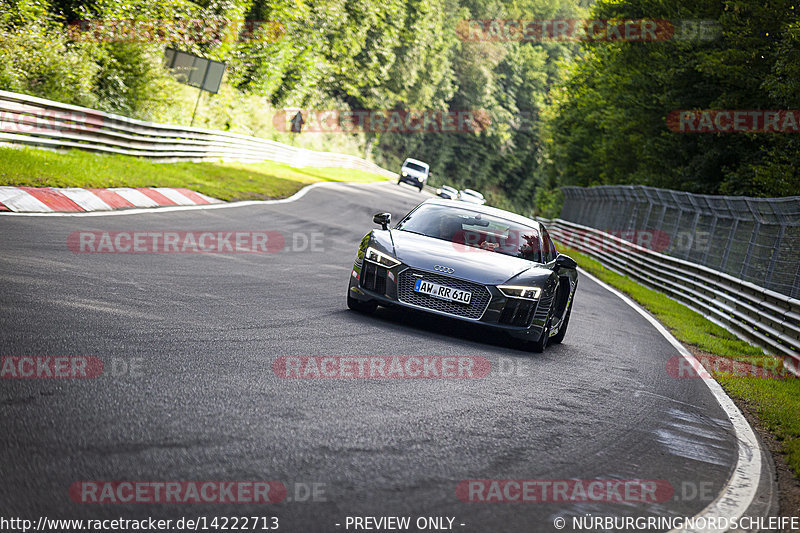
[558,243,800,477]
[0,146,390,201]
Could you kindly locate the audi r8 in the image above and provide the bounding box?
[346,199,578,351]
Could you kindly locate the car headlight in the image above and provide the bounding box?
[497,285,542,300]
[365,246,401,268]
[402,172,408,177]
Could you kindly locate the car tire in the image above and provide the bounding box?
[527,314,550,353]
[347,292,377,314]
[397,178,402,185]
[418,185,424,192]
[549,300,572,345]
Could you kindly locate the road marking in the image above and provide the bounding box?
[578,268,763,533]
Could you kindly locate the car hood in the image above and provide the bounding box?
[385,230,539,285]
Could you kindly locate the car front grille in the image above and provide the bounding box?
[397,269,491,320]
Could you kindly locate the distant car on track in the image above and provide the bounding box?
[398,158,430,191]
[458,189,486,205]
[436,185,458,199]
[347,199,578,351]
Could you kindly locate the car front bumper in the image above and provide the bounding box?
[399,175,425,186]
[348,261,549,340]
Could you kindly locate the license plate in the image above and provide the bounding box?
[414,279,472,305]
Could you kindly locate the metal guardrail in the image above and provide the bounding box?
[561,185,800,299]
[0,89,397,179]
[540,217,800,377]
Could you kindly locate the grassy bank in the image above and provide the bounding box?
[0,147,390,201]
[557,244,800,477]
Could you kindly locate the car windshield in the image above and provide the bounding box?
[396,204,541,262]
[404,162,427,172]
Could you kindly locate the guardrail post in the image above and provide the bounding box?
[740,198,766,281]
[740,221,760,279]
[701,214,718,265]
[764,224,784,288]
[667,195,684,255]
[641,201,653,230]
[720,219,738,272]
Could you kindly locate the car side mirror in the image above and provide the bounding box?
[555,254,577,270]
[373,212,391,230]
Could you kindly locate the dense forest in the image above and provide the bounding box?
[1,0,797,215]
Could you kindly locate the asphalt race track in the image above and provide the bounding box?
[0,182,776,532]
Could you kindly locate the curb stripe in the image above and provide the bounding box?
[89,189,135,209]
[60,188,112,211]
[174,188,213,205]
[0,186,223,213]
[152,187,196,206]
[110,188,162,208]
[137,188,177,206]
[19,187,83,212]
[0,186,53,212]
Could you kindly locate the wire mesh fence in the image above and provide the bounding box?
[560,185,800,298]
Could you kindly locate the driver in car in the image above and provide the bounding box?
[436,215,499,251]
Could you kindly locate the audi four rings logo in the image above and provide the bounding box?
[434,265,455,274]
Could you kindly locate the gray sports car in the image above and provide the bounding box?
[347,199,578,351]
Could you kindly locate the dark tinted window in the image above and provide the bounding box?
[397,203,542,262]
[403,162,427,172]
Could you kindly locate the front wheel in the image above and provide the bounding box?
[549,300,572,345]
[347,292,377,314]
[526,315,550,353]
[418,184,424,192]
